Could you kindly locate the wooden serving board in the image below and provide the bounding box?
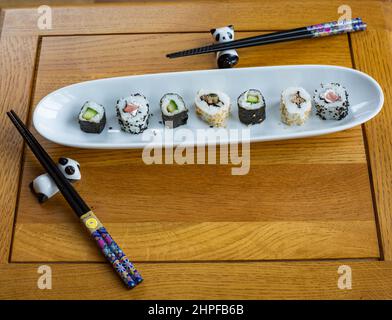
[0,0,392,299]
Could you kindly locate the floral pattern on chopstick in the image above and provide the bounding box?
[307,17,366,37]
[100,227,143,284]
[80,211,143,288]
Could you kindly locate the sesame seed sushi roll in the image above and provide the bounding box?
[78,101,106,134]
[313,83,349,120]
[116,93,149,134]
[160,93,188,128]
[195,89,230,127]
[237,89,266,125]
[280,87,311,126]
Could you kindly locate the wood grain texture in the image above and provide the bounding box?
[0,0,391,299]
[12,221,379,262]
[0,35,37,263]
[0,9,4,35]
[10,31,379,261]
[351,26,392,260]
[0,261,391,299]
[22,128,367,167]
[0,0,94,8]
[18,164,374,224]
[1,0,387,36]
[35,32,352,83]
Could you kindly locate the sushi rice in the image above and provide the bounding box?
[194,89,230,127]
[313,82,349,120]
[116,94,149,134]
[280,87,312,126]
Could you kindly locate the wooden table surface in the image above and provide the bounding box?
[0,0,392,299]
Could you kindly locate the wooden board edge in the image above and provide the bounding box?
[0,261,391,299]
[0,1,387,36]
[0,33,39,263]
[350,27,392,260]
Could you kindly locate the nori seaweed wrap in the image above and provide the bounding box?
[78,101,106,134]
[237,89,266,125]
[160,93,188,128]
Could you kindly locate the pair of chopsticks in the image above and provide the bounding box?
[167,17,366,58]
[7,110,143,289]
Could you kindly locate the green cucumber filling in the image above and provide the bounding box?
[166,100,178,113]
[82,107,98,120]
[246,94,259,104]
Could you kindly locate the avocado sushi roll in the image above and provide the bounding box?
[78,101,106,134]
[116,93,149,134]
[194,89,230,127]
[237,89,266,125]
[313,83,349,120]
[160,93,188,128]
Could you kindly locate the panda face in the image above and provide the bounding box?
[210,25,235,43]
[57,157,81,181]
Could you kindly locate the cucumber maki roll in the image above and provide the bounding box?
[194,89,230,127]
[78,101,106,134]
[237,89,266,125]
[116,93,149,134]
[160,93,188,128]
[313,83,349,120]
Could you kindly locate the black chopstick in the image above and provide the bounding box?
[198,17,363,54]
[168,33,314,58]
[167,18,366,58]
[169,27,310,59]
[8,110,89,216]
[7,110,143,288]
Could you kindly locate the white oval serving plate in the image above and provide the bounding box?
[33,65,384,149]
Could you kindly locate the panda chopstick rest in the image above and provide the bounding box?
[8,110,143,289]
[210,25,239,69]
[30,157,81,203]
[168,18,367,59]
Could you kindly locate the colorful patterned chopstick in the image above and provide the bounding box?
[306,17,365,37]
[7,110,142,289]
[167,17,366,58]
[81,211,143,285]
[98,227,143,283]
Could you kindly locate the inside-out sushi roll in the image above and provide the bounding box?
[313,83,349,120]
[280,87,311,126]
[116,94,149,134]
[194,89,230,127]
[237,89,266,125]
[78,101,106,134]
[160,93,188,128]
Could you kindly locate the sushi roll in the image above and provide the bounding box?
[313,83,349,120]
[78,101,106,134]
[160,93,188,128]
[194,89,230,127]
[116,94,149,134]
[237,89,266,125]
[280,87,312,126]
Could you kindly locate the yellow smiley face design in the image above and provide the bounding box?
[85,217,98,229]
